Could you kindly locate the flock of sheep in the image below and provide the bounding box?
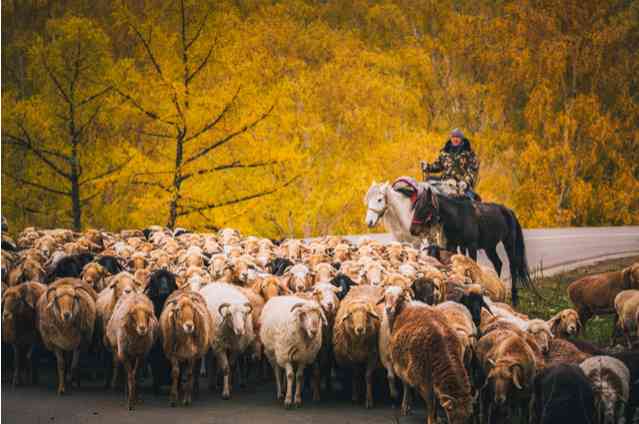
[1,224,638,424]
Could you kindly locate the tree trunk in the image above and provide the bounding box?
[168,135,185,229]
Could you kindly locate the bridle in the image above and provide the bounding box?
[367,187,388,221]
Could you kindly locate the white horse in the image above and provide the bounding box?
[364,181,422,246]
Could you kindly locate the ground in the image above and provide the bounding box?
[2,256,638,424]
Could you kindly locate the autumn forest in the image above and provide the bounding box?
[2,0,638,237]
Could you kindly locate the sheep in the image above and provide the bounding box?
[568,261,639,330]
[477,330,537,423]
[390,299,474,423]
[281,264,314,293]
[546,308,582,338]
[259,296,325,408]
[1,282,47,386]
[8,258,46,286]
[36,278,97,395]
[545,338,591,366]
[105,292,158,410]
[434,301,478,367]
[251,274,290,302]
[314,262,337,283]
[531,364,596,424]
[451,254,507,301]
[80,262,108,292]
[200,282,255,399]
[95,272,140,388]
[159,290,212,406]
[614,289,639,348]
[359,260,387,286]
[377,285,412,402]
[580,356,630,424]
[332,285,382,408]
[610,351,639,424]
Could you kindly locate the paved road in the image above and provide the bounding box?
[345,226,639,279]
[3,226,638,424]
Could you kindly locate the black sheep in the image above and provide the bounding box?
[458,291,492,330]
[267,257,294,276]
[411,277,437,305]
[145,269,178,394]
[96,255,124,275]
[44,253,94,283]
[532,364,596,424]
[329,273,357,300]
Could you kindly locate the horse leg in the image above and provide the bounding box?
[484,247,502,276]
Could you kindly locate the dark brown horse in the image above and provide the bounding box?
[411,188,530,305]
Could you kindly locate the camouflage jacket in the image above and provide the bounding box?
[427,138,480,189]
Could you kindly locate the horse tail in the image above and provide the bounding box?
[502,207,534,305]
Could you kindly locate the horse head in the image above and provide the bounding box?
[364,181,389,228]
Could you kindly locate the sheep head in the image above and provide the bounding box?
[341,303,379,339]
[548,308,581,337]
[168,296,196,335]
[487,361,525,406]
[46,285,80,325]
[526,320,553,354]
[311,284,340,316]
[128,302,155,336]
[219,302,252,336]
[291,302,326,340]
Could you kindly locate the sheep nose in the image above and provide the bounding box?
[3,312,11,320]
[137,325,147,335]
[355,326,364,336]
[183,322,194,333]
[63,311,72,321]
[568,325,576,333]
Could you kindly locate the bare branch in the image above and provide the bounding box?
[80,191,101,203]
[186,44,214,84]
[128,22,163,78]
[176,174,299,217]
[113,87,178,127]
[77,86,113,107]
[79,158,131,186]
[76,104,103,139]
[184,104,274,166]
[2,171,70,196]
[137,130,175,139]
[42,57,71,105]
[184,86,240,143]
[2,133,71,162]
[180,160,279,183]
[132,180,173,194]
[3,126,72,179]
[185,9,211,51]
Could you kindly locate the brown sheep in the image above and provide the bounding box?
[251,274,291,302]
[478,331,537,423]
[333,285,382,408]
[105,292,158,409]
[545,338,591,367]
[547,308,582,339]
[80,262,108,292]
[567,262,639,329]
[451,254,507,302]
[614,289,639,348]
[390,301,473,423]
[8,258,46,286]
[37,278,97,395]
[1,282,47,386]
[160,290,212,406]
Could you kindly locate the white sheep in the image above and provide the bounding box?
[200,282,255,400]
[580,355,630,424]
[259,296,326,408]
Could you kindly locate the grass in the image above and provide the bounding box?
[517,255,639,346]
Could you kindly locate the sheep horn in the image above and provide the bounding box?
[290,302,305,313]
[244,302,253,314]
[218,302,231,317]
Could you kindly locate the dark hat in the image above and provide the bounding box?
[450,128,464,138]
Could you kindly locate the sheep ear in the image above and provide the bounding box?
[376,296,385,305]
[21,285,38,309]
[439,394,455,410]
[487,358,496,367]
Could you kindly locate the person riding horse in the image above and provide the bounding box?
[420,128,480,201]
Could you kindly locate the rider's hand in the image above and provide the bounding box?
[420,161,429,172]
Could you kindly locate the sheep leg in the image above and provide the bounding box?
[217,352,231,400]
[312,361,321,402]
[54,349,66,395]
[70,348,80,387]
[125,358,136,410]
[418,385,435,424]
[27,345,37,385]
[12,344,21,387]
[386,367,399,400]
[200,354,207,377]
[400,382,412,415]
[169,359,180,407]
[111,354,119,390]
[365,357,375,409]
[207,352,216,391]
[294,364,305,408]
[183,359,194,406]
[284,362,295,409]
